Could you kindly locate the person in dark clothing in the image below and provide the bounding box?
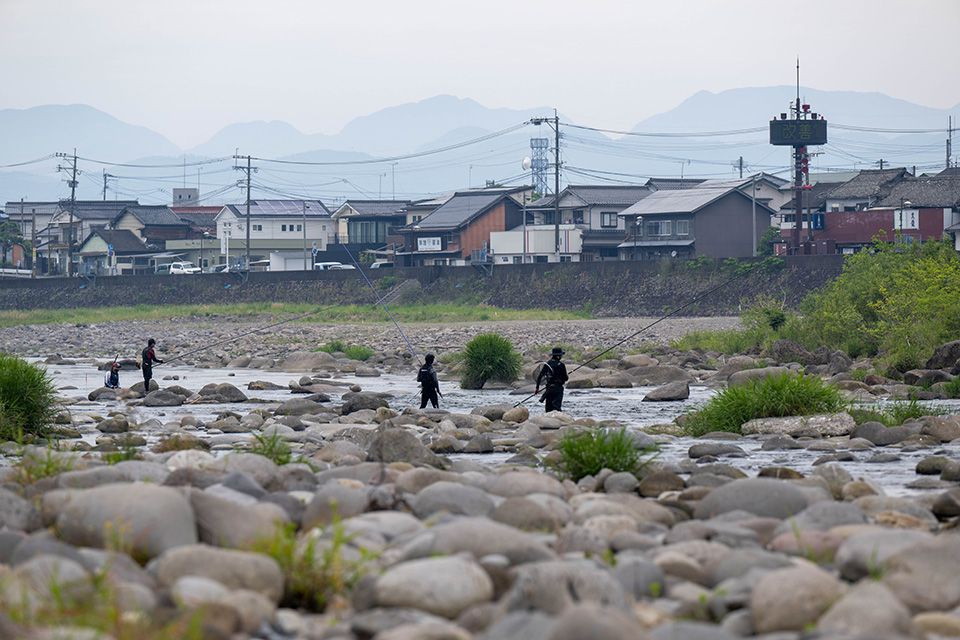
[104,361,121,389]
[417,353,441,409]
[141,338,165,389]
[535,346,569,412]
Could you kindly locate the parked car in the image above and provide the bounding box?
[370,261,394,269]
[206,263,241,273]
[314,261,342,271]
[328,263,356,270]
[168,261,201,274]
[154,264,172,275]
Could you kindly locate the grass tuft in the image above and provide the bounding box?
[681,372,848,437]
[544,427,657,482]
[247,430,292,466]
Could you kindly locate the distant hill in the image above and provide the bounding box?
[1,90,957,208]
[0,104,180,165]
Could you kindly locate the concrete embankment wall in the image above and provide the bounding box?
[0,255,847,317]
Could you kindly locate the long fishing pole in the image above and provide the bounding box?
[157,302,342,366]
[336,235,422,366]
[514,261,767,407]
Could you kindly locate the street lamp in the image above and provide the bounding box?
[633,216,643,261]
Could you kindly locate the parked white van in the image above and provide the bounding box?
[168,261,201,274]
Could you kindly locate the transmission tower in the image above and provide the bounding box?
[529,137,549,197]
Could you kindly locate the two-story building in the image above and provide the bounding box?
[46,200,139,275]
[527,185,654,261]
[216,200,332,269]
[618,181,776,260]
[397,188,528,267]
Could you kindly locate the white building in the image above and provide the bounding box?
[216,200,332,268]
[489,224,582,263]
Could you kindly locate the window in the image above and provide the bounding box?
[296,224,302,232]
[600,212,617,228]
[513,256,523,264]
[647,220,672,237]
[560,255,572,262]
[573,209,585,224]
[252,224,262,232]
[676,220,689,236]
[281,224,288,232]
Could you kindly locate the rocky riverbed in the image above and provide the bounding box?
[2,318,960,639]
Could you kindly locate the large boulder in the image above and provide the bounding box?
[279,350,339,372]
[883,535,960,612]
[52,483,197,559]
[770,339,816,365]
[642,381,690,402]
[375,556,494,618]
[624,365,695,386]
[750,564,847,633]
[926,340,960,369]
[341,392,390,413]
[142,389,185,407]
[693,478,808,520]
[727,366,789,387]
[153,544,284,603]
[499,559,633,616]
[741,412,856,437]
[367,428,445,468]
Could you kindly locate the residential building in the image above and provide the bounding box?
[618,181,775,260]
[215,200,332,268]
[780,169,960,254]
[332,200,410,262]
[46,200,138,275]
[76,229,151,275]
[822,168,912,212]
[528,185,654,261]
[165,206,219,269]
[397,188,529,266]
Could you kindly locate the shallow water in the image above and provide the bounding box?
[40,360,960,498]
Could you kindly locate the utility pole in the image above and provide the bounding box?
[877,159,885,170]
[948,116,953,169]
[56,150,78,277]
[554,110,560,261]
[738,156,744,179]
[233,154,256,269]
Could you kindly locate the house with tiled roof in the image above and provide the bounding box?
[76,228,153,275]
[525,185,653,261]
[397,188,529,266]
[44,200,139,275]
[781,169,960,254]
[112,205,192,249]
[617,182,776,260]
[332,200,410,248]
[823,168,912,212]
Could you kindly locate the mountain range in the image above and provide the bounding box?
[1,89,957,208]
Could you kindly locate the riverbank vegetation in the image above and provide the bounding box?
[0,352,59,441]
[0,301,591,328]
[681,372,848,437]
[673,239,960,374]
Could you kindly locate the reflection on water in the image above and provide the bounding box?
[39,360,960,497]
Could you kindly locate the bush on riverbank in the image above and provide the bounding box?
[459,333,523,389]
[673,239,960,374]
[0,352,59,442]
[681,372,847,437]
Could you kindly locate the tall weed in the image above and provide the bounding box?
[0,352,59,441]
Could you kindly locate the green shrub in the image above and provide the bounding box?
[459,333,522,389]
[850,398,948,426]
[0,352,59,442]
[941,376,960,399]
[681,372,848,436]
[544,427,656,482]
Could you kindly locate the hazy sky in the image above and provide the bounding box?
[3,0,959,150]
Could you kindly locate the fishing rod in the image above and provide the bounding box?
[513,261,767,407]
[335,235,423,366]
